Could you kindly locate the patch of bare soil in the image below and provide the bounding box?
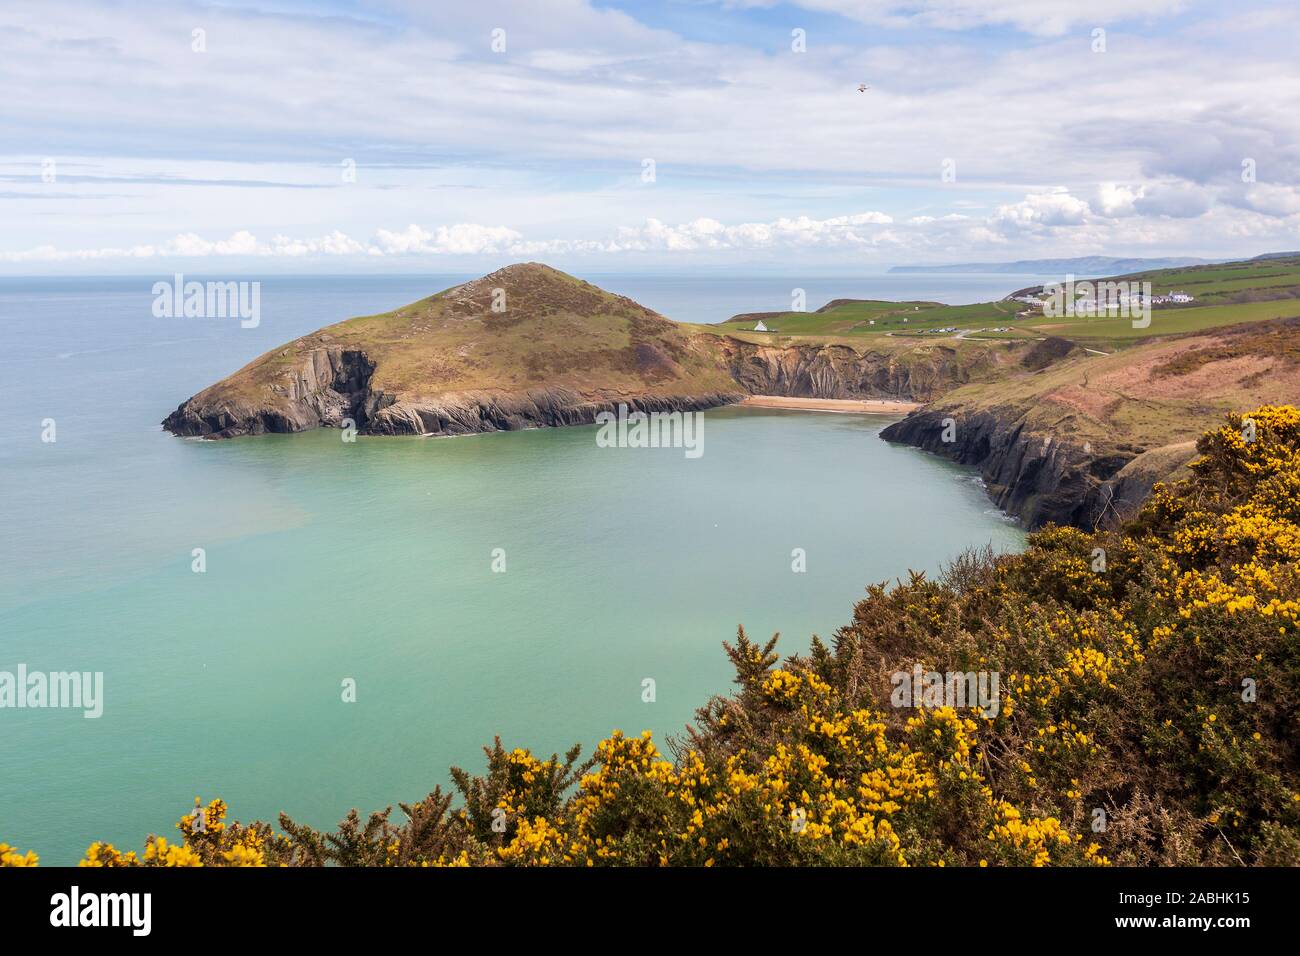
[1097,350,1276,401]
[1043,385,1122,420]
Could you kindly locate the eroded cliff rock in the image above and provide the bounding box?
[162,343,743,439]
[879,408,1198,530]
[162,348,391,438]
[363,388,741,436]
[709,337,1011,402]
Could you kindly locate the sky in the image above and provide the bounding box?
[2,0,1299,274]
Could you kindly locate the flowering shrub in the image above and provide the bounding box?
[0,843,38,867]
[8,406,1299,866]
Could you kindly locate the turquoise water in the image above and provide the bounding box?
[0,276,1024,864]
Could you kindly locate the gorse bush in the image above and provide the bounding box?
[5,406,1299,867]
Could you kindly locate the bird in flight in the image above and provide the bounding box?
[857,83,871,92]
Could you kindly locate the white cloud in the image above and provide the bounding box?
[1095,183,1142,217]
[166,231,261,257]
[5,0,1294,190]
[371,224,526,256]
[267,232,369,257]
[725,0,1187,36]
[991,189,1092,230]
[6,190,1300,268]
[1242,184,1300,218]
[608,212,895,251]
[0,211,900,262]
[0,230,370,262]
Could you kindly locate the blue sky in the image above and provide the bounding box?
[1,0,1298,273]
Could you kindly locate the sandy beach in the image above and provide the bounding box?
[739,395,922,415]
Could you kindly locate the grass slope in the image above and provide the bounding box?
[927,316,1300,458]
[196,263,741,408]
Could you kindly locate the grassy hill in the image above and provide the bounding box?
[163,263,745,438]
[1086,255,1300,305]
[212,263,738,404]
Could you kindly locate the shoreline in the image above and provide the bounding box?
[739,395,923,415]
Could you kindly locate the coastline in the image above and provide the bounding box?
[739,395,923,415]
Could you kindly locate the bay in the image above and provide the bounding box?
[0,274,1025,863]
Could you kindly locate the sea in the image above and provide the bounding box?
[0,272,1041,863]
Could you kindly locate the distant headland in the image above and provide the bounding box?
[163,256,1300,530]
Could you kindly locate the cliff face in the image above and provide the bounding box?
[163,347,385,437]
[162,337,1003,439]
[878,408,1208,532]
[709,337,1008,402]
[878,409,1142,530]
[362,388,739,436]
[162,343,743,438]
[879,317,1300,529]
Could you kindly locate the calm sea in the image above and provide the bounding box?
[0,273,1030,863]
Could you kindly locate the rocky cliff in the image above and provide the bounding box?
[878,318,1300,529]
[161,342,740,439]
[163,347,383,437]
[879,408,1149,530]
[710,337,1013,402]
[163,336,1010,439]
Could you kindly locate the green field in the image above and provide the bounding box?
[1026,297,1300,345]
[1092,255,1300,303]
[709,298,1024,338]
[701,254,1300,350]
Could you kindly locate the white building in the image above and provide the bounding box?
[754,319,768,331]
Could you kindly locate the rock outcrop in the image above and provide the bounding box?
[879,407,1204,530]
[1094,441,1199,525]
[710,337,1011,403]
[163,347,385,437]
[879,408,1126,530]
[363,388,741,437]
[880,317,1300,529]
[162,343,744,439]
[162,336,1005,439]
